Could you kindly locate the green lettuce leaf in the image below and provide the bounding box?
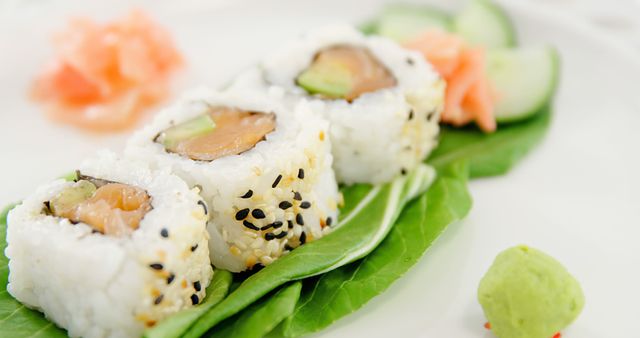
[270,161,472,337]
[208,282,302,338]
[183,165,436,338]
[429,105,551,178]
[0,107,549,338]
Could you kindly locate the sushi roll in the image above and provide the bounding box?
[237,24,445,184]
[126,89,341,272]
[5,152,213,338]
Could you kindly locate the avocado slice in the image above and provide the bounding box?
[156,114,217,151]
[296,59,353,99]
[49,180,97,215]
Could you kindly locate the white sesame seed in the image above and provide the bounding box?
[263,242,273,255]
[267,240,279,254]
[222,229,229,242]
[260,256,274,265]
[250,237,265,249]
[266,211,276,223]
[274,244,284,256]
[236,241,248,250]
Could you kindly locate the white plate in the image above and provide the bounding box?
[1,0,639,337]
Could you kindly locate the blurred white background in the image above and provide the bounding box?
[521,0,640,49]
[1,0,639,207]
[1,0,638,205]
[2,0,640,48]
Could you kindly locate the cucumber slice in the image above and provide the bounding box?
[359,20,379,35]
[487,46,560,123]
[296,59,353,99]
[49,180,97,214]
[376,4,453,42]
[157,114,217,150]
[454,0,516,48]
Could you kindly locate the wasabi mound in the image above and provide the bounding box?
[478,245,584,338]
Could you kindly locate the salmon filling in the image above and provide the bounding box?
[48,179,152,236]
[156,107,276,161]
[296,46,397,101]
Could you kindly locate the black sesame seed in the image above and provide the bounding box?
[326,217,333,226]
[300,201,311,209]
[300,232,307,245]
[284,244,295,251]
[149,263,163,270]
[240,190,253,199]
[287,220,294,229]
[154,294,164,305]
[191,244,199,252]
[197,200,208,215]
[167,273,175,284]
[260,223,272,231]
[275,231,288,239]
[272,175,282,188]
[191,294,199,305]
[193,281,201,292]
[251,209,266,219]
[279,201,292,210]
[262,221,282,230]
[264,232,276,241]
[235,208,250,221]
[160,228,169,238]
[293,191,302,201]
[408,110,414,120]
[296,214,304,225]
[91,229,100,233]
[297,168,305,179]
[243,220,259,231]
[406,57,414,65]
[427,110,435,121]
[401,168,407,175]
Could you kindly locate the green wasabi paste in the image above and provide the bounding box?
[478,245,584,338]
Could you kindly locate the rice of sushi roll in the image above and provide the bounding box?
[237,24,445,184]
[5,151,213,338]
[126,88,341,272]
